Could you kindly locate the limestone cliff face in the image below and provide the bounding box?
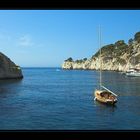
[0,52,23,79]
[62,31,140,72]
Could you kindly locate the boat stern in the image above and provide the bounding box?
[106,98,117,105]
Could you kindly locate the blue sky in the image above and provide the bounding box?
[0,10,140,67]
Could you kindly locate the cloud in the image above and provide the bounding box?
[19,35,34,47]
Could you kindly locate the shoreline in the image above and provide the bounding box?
[62,68,123,72]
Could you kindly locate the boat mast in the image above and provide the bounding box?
[98,26,118,97]
[99,25,102,90]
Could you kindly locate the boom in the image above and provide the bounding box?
[101,85,118,97]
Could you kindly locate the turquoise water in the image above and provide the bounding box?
[0,68,140,130]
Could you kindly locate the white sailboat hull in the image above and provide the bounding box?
[126,72,140,77]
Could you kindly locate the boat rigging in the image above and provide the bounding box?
[94,26,118,105]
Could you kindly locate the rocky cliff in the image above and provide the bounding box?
[0,52,23,79]
[62,31,140,72]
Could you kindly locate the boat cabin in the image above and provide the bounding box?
[97,91,115,99]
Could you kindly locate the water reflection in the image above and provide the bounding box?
[0,79,23,86]
[93,99,117,112]
[0,79,23,98]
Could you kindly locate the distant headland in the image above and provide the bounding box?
[0,52,23,79]
[62,31,140,72]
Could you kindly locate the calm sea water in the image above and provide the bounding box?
[0,67,140,130]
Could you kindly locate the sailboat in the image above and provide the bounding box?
[125,58,140,76]
[125,68,140,77]
[94,26,118,105]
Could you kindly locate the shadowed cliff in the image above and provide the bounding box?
[0,52,23,79]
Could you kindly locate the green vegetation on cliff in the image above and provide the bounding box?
[65,57,73,62]
[93,40,128,58]
[134,32,140,43]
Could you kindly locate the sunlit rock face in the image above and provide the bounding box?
[62,32,140,72]
[0,52,23,79]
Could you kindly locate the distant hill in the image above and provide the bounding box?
[62,31,140,72]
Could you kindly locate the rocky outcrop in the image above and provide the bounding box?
[0,52,23,79]
[62,31,140,72]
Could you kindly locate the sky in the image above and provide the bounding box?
[0,10,140,67]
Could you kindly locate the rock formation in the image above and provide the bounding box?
[62,31,140,72]
[0,52,23,79]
